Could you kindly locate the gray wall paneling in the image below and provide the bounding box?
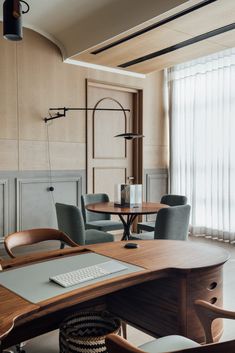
[16,176,82,231]
[0,170,85,240]
[0,169,167,238]
[0,179,9,239]
[144,169,168,221]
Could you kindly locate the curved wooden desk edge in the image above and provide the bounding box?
[85,202,169,215]
[1,240,230,272]
[0,240,230,342]
[0,286,39,340]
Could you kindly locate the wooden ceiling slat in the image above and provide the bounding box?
[119,23,235,68]
[91,0,217,54]
[166,0,235,36]
[127,41,225,73]
[72,0,235,73]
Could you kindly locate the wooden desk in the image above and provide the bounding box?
[0,240,229,350]
[86,202,168,240]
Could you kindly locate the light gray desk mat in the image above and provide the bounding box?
[0,252,144,303]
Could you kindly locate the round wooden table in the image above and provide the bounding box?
[85,202,169,240]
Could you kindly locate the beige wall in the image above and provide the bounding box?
[0,26,168,172]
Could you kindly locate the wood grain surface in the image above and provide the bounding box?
[0,286,39,340]
[0,240,230,346]
[87,240,229,271]
[86,202,169,215]
[73,0,235,74]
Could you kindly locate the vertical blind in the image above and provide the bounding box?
[169,47,235,243]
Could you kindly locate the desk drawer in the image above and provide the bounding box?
[186,266,223,342]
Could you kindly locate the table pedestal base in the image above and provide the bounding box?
[119,214,138,240]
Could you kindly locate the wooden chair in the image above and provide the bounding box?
[3,228,78,352]
[106,299,235,353]
[4,228,78,258]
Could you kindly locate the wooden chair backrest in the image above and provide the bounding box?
[4,228,78,258]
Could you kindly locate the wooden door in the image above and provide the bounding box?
[86,81,141,200]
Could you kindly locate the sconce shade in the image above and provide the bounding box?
[3,0,23,41]
[114,133,145,140]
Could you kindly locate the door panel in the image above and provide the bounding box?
[87,82,137,199]
[93,111,126,159]
[93,168,126,201]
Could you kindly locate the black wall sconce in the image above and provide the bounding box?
[3,0,30,41]
[44,107,144,140]
[44,107,131,123]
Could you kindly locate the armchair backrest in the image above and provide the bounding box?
[81,193,111,222]
[55,203,86,245]
[154,204,191,240]
[161,194,187,206]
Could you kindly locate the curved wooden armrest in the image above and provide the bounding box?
[106,334,235,353]
[106,334,144,353]
[195,300,235,343]
[4,228,78,258]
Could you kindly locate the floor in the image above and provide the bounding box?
[1,236,235,352]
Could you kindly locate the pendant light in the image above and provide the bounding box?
[3,0,30,41]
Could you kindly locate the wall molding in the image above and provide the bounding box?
[145,169,168,202]
[0,170,85,238]
[144,168,168,221]
[0,179,9,238]
[16,176,82,231]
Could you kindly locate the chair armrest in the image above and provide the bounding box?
[106,334,144,353]
[195,300,235,343]
[106,333,235,353]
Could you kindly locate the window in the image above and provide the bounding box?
[169,48,235,242]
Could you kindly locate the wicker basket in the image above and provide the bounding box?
[59,311,121,353]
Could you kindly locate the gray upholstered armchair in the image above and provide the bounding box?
[136,204,191,241]
[137,194,188,233]
[55,203,114,245]
[81,193,123,232]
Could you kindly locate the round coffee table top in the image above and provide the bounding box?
[85,201,169,215]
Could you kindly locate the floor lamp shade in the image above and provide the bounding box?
[3,0,23,41]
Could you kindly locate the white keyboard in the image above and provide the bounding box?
[49,260,127,288]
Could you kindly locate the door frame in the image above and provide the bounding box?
[85,79,143,192]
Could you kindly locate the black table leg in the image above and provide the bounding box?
[119,214,138,240]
